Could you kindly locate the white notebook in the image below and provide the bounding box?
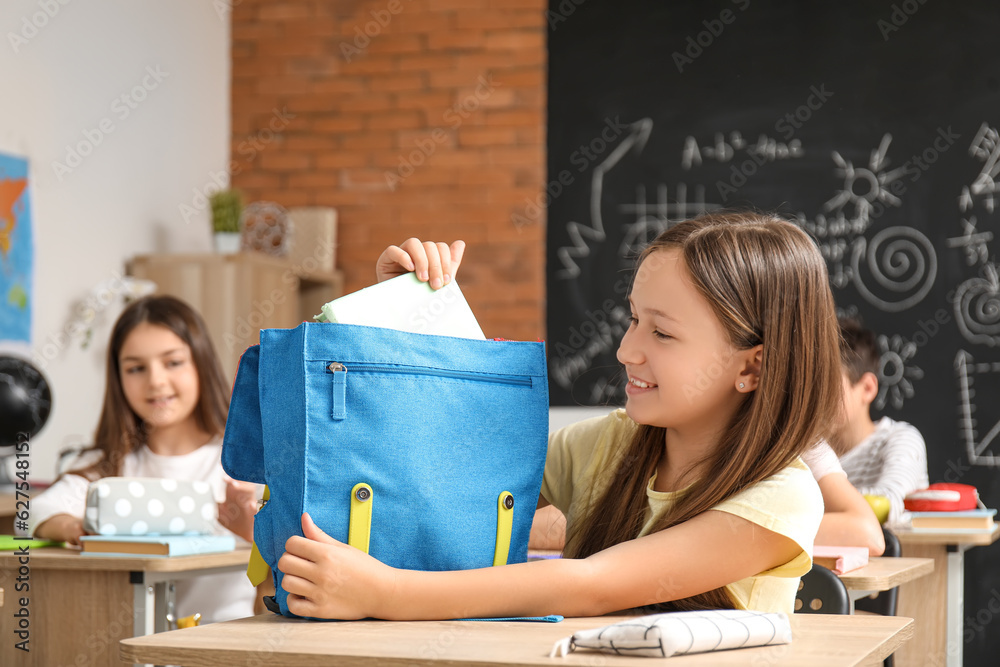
[314,272,486,340]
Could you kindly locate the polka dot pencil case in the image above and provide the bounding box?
[82,477,218,536]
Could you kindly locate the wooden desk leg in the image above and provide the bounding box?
[897,543,949,667]
[946,547,965,667]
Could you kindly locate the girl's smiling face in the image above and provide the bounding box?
[617,248,752,430]
[118,322,201,430]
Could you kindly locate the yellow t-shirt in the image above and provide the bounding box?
[540,409,823,614]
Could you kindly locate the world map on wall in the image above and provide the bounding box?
[0,152,32,342]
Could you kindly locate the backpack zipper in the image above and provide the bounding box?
[326,361,533,420]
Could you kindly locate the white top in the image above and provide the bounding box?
[801,441,846,481]
[839,416,929,526]
[25,441,258,623]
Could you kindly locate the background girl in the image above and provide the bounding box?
[277,212,842,619]
[28,295,259,623]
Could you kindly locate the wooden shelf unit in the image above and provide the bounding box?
[128,252,343,379]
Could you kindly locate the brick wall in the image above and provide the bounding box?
[230,0,547,341]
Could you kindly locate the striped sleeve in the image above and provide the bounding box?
[841,420,929,525]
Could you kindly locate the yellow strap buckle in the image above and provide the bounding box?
[494,491,514,566]
[246,485,271,586]
[348,483,374,554]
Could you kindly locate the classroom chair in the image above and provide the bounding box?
[794,564,851,615]
[853,527,902,667]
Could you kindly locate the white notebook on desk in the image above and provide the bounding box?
[314,272,486,340]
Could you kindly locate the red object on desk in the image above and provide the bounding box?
[904,483,978,512]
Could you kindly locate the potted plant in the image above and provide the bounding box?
[210,189,243,254]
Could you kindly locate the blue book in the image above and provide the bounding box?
[910,508,996,530]
[79,534,235,557]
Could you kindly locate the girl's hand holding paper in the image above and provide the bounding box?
[376,238,465,288]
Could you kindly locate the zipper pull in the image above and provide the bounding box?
[328,362,347,420]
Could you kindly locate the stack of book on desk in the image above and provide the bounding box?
[908,508,997,532]
[79,533,235,557]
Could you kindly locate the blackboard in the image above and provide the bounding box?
[545,1,1000,663]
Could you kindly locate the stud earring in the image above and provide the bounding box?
[739,382,746,389]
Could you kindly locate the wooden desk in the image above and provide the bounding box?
[0,492,15,534]
[836,556,934,609]
[121,612,914,667]
[0,545,251,667]
[893,525,1000,667]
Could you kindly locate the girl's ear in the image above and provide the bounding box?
[859,371,879,403]
[736,344,764,392]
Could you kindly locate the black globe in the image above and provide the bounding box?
[0,355,52,449]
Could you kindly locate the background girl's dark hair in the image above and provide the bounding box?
[74,295,229,479]
[564,210,842,612]
[839,316,879,383]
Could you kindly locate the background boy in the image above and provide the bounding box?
[832,317,929,526]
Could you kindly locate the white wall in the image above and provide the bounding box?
[548,406,618,433]
[0,0,230,480]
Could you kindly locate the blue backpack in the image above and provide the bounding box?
[222,323,549,617]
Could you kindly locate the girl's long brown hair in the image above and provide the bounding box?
[73,295,230,479]
[564,211,842,612]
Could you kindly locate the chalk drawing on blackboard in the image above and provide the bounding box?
[955,263,1000,347]
[617,182,715,256]
[794,211,869,288]
[874,334,923,411]
[549,302,632,395]
[681,132,747,169]
[955,349,1000,467]
[555,118,653,279]
[969,122,999,162]
[959,186,974,213]
[969,122,1000,213]
[796,210,869,239]
[824,134,905,224]
[849,226,937,312]
[587,375,623,405]
[680,131,802,170]
[947,216,993,267]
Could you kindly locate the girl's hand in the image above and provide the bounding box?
[277,513,397,620]
[375,238,465,289]
[34,513,86,546]
[217,478,257,543]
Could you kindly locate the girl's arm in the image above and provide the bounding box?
[528,505,566,551]
[278,509,801,620]
[814,473,885,556]
[26,471,92,544]
[34,514,85,545]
